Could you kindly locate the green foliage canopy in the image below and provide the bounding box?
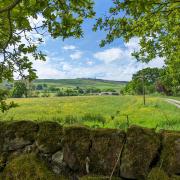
[0,0,95,82]
[94,0,180,63]
[124,67,179,95]
[124,67,163,95]
[0,89,17,112]
[12,81,28,98]
[0,0,94,112]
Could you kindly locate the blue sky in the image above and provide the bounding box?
[32,0,164,81]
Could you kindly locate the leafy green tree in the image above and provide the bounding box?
[0,0,94,81]
[36,84,43,90]
[156,67,180,96]
[103,88,116,92]
[65,88,78,96]
[165,59,180,95]
[48,86,59,92]
[0,89,17,112]
[12,81,28,98]
[75,86,84,94]
[86,87,101,93]
[0,0,95,111]
[94,1,179,96]
[56,89,65,97]
[124,68,163,95]
[94,1,180,63]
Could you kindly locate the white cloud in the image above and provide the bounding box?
[61,62,72,71]
[70,51,83,60]
[33,57,164,81]
[93,38,140,65]
[124,37,140,51]
[33,57,68,79]
[63,45,76,50]
[86,61,93,65]
[31,38,164,81]
[28,14,45,27]
[94,48,123,63]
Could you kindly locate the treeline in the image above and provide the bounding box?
[2,81,119,98]
[122,67,180,96]
[2,66,179,98]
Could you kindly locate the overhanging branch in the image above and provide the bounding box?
[0,0,21,14]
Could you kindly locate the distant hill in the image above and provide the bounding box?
[33,78,128,90]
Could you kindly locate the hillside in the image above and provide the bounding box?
[33,78,127,90]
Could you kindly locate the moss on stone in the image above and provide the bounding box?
[63,126,91,173]
[0,121,38,152]
[120,125,161,179]
[160,131,180,175]
[147,168,169,180]
[0,153,67,180]
[6,121,38,141]
[89,128,125,176]
[0,153,7,171]
[36,121,63,153]
[171,175,180,180]
[0,122,6,152]
[80,175,122,180]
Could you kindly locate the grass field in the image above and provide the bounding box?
[0,96,179,130]
[33,78,126,91]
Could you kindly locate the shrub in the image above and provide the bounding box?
[41,92,50,97]
[56,90,65,96]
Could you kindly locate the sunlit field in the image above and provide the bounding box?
[1,96,179,130]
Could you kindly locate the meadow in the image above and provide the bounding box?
[0,96,179,131]
[33,78,126,91]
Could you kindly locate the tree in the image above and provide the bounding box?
[124,68,163,95]
[0,89,17,112]
[36,84,43,90]
[56,89,65,97]
[12,81,28,98]
[165,59,180,95]
[0,0,94,81]
[75,86,84,94]
[94,1,180,64]
[156,67,180,96]
[0,0,95,111]
[94,1,180,97]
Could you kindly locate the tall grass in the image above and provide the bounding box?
[0,96,179,130]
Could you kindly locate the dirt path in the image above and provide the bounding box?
[166,99,180,108]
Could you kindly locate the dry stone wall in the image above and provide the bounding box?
[0,121,179,180]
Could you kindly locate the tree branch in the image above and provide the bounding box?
[3,10,13,49]
[0,0,21,14]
